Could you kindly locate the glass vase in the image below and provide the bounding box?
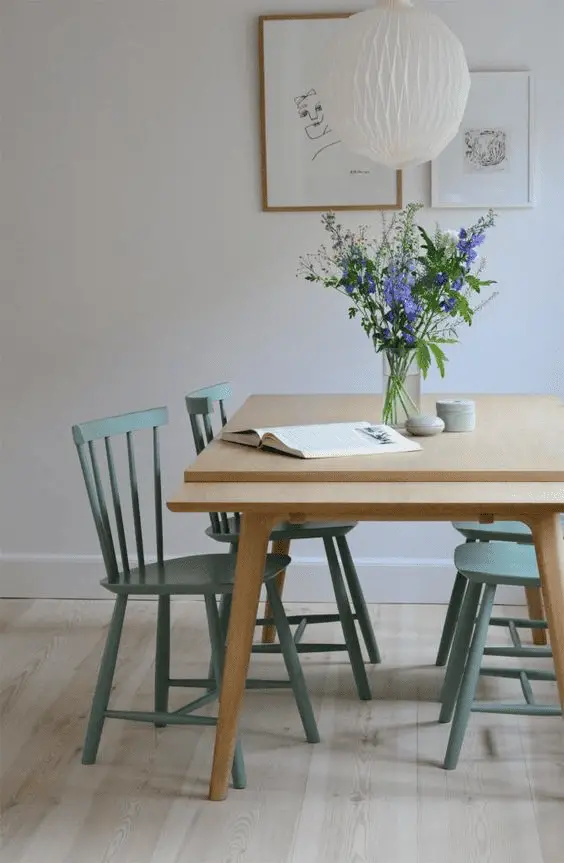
[381,348,421,428]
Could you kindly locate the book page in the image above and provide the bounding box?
[220,429,262,447]
[263,422,421,458]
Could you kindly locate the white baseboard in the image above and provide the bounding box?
[0,553,525,604]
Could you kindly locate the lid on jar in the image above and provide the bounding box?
[436,399,475,414]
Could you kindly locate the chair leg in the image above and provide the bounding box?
[264,580,320,744]
[261,539,291,644]
[525,587,548,646]
[206,594,223,687]
[207,595,228,689]
[439,581,482,722]
[219,592,232,640]
[207,542,239,682]
[436,570,468,667]
[154,595,171,726]
[82,594,128,765]
[205,594,246,790]
[324,537,372,701]
[443,583,497,770]
[336,536,381,664]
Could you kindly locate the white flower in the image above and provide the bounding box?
[436,229,459,253]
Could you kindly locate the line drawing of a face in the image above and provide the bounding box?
[295,89,328,139]
[294,88,341,160]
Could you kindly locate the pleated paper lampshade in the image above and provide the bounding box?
[321,0,471,169]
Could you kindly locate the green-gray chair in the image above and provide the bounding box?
[438,540,560,770]
[434,519,564,666]
[185,383,381,702]
[72,406,320,786]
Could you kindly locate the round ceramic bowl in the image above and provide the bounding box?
[405,414,445,437]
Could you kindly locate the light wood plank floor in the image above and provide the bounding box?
[1,599,562,863]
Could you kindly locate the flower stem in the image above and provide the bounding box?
[382,349,420,426]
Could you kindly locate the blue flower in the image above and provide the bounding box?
[441,297,457,313]
[402,331,416,346]
[383,263,416,306]
[345,283,355,295]
[404,298,422,323]
[459,228,468,239]
[452,278,463,292]
[435,272,448,287]
[457,230,485,263]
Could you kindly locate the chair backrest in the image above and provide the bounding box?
[72,407,168,582]
[185,383,237,536]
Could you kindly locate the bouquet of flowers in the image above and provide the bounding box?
[298,203,497,425]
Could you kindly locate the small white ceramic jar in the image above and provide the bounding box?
[436,399,476,433]
[405,414,445,437]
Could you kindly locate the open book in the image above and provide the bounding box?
[220,421,421,459]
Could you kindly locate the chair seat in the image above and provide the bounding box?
[453,515,564,544]
[102,553,291,595]
[454,541,540,587]
[206,517,357,543]
[453,520,532,543]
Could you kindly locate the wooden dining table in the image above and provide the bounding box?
[167,393,564,801]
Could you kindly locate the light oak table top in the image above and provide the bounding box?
[168,392,564,802]
[183,394,564,484]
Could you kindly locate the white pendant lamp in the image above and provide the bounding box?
[321,0,471,169]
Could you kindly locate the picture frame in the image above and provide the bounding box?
[431,70,534,209]
[258,13,403,212]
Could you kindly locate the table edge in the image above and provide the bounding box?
[183,467,564,483]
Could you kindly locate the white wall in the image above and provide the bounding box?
[2,0,563,600]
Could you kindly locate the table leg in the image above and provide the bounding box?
[209,512,274,801]
[261,539,291,644]
[530,513,564,711]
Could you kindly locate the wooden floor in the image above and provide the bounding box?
[1,599,562,863]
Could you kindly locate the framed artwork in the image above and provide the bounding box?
[431,71,534,209]
[258,13,402,212]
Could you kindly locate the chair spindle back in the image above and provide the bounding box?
[72,407,168,582]
[184,383,237,536]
